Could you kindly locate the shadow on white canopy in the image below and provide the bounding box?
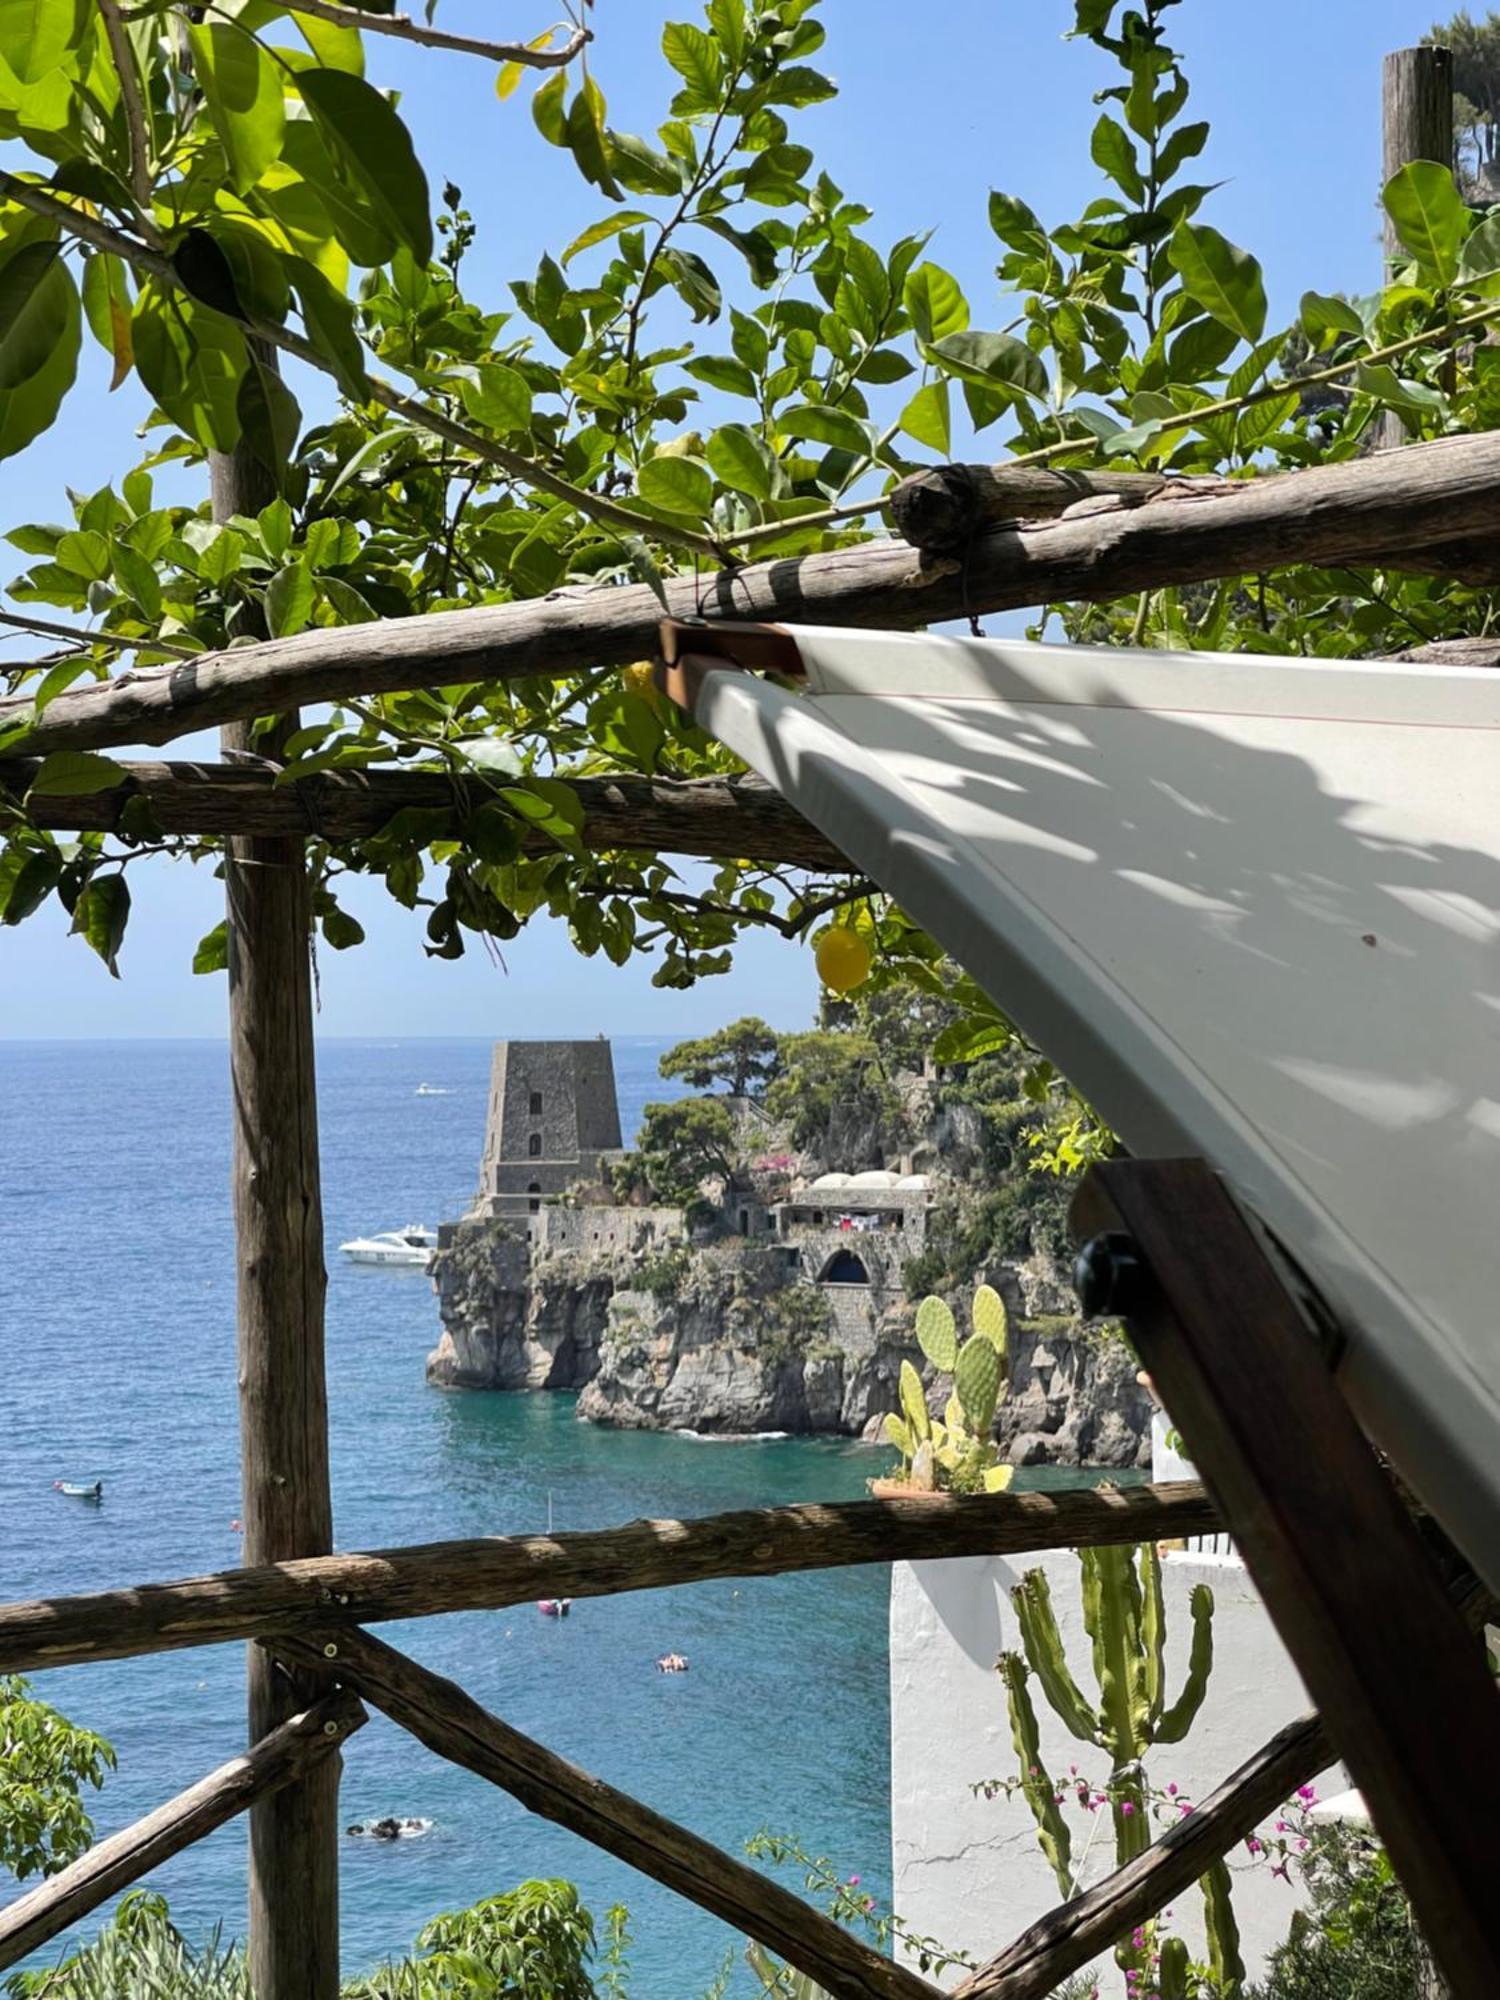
[687,626,1500,1596]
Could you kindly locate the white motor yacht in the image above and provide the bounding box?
[338,1224,437,1268]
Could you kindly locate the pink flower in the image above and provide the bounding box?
[1271,1860,1291,1882]
[1122,1801,1136,1817]
[1166,1782,1178,1796]
[1297,1784,1318,1803]
[1246,1836,1262,1855]
[848,1875,861,1887]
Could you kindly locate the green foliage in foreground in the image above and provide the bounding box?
[0,1677,114,1884]
[1248,1825,1434,2000]
[6,1884,609,1999]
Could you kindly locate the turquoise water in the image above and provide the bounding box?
[1,1037,894,1988]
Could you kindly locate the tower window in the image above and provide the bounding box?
[528,1181,542,1214]
[528,1133,542,1158]
[529,1091,543,1115]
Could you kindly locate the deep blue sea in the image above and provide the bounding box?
[0,1037,896,1991]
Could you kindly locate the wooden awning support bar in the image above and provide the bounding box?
[0,1689,365,1973]
[1073,1158,1500,2000]
[8,429,1500,760]
[0,1484,1219,1676]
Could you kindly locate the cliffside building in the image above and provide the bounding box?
[471,1039,624,1219]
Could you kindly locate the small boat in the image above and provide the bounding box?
[656,1652,689,1673]
[55,1479,103,1501]
[414,1084,452,1097]
[537,1598,572,1618]
[338,1225,437,1268]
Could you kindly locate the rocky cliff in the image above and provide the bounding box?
[428,1219,1151,1464]
[427,1015,1153,1465]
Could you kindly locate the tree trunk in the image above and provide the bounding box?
[211,421,341,2000]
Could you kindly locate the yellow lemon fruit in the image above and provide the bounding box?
[622,661,658,700]
[815,927,872,994]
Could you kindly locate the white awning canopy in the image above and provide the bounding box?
[690,626,1500,1592]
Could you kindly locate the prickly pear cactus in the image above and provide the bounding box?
[954,1333,1001,1436]
[899,1359,930,1442]
[971,1281,1009,1358]
[915,1294,958,1371]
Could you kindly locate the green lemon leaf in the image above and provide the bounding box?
[458,362,532,434]
[561,210,651,267]
[193,921,229,974]
[1354,362,1447,424]
[236,352,300,488]
[927,329,1047,401]
[267,559,314,637]
[1090,112,1143,203]
[1382,159,1466,286]
[189,22,286,194]
[0,846,62,923]
[899,380,950,455]
[637,453,714,519]
[903,261,968,345]
[279,117,397,268]
[81,251,132,390]
[72,873,130,976]
[1459,209,1500,282]
[565,73,621,200]
[0,257,78,463]
[132,283,247,453]
[285,257,368,403]
[987,189,1047,252]
[299,68,433,266]
[0,239,67,390]
[27,751,127,797]
[607,131,682,196]
[1298,290,1365,345]
[684,354,758,398]
[0,0,89,83]
[778,403,872,455]
[661,21,721,102]
[1168,222,1267,343]
[705,423,780,500]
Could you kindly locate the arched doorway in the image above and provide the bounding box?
[819,1248,869,1285]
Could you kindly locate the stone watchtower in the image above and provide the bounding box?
[472,1039,623,1218]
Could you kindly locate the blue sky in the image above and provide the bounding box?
[0,0,1450,1036]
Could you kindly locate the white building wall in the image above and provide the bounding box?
[889,1527,1344,1989]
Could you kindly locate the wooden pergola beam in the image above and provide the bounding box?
[9,429,1500,760]
[0,1484,1218,1676]
[0,1689,365,1973]
[275,1626,940,2000]
[6,763,851,868]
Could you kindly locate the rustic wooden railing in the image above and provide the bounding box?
[0,1481,1343,1999]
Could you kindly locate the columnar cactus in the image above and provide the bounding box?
[998,1542,1243,1991]
[880,1285,1014,1493]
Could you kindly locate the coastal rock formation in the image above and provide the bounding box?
[427,1025,1153,1465]
[429,1221,1151,1463]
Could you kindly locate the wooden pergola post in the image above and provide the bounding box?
[211,426,341,2000]
[1378,45,1453,449]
